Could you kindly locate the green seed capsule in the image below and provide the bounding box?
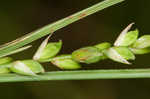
[72,47,104,64]
[0,67,10,73]
[0,57,13,65]
[115,30,138,46]
[114,23,138,46]
[94,42,111,51]
[0,57,13,74]
[39,41,62,59]
[51,55,81,69]
[104,47,135,64]
[0,64,12,74]
[33,36,62,62]
[10,60,45,76]
[132,35,150,49]
[130,47,150,55]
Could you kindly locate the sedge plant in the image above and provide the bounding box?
[0,0,150,83]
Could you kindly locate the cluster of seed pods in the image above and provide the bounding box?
[0,23,150,76]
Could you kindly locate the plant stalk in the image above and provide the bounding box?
[0,68,150,83]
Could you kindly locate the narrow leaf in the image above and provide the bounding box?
[0,45,32,58]
[0,0,124,57]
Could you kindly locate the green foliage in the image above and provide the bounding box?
[1,0,149,82]
[4,24,150,76]
[0,0,124,58]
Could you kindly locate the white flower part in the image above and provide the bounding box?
[114,23,134,46]
[33,35,51,60]
[109,48,131,64]
[13,61,35,75]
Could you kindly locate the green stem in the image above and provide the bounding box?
[0,68,150,83]
[0,0,124,58]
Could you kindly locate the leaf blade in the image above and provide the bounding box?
[0,0,124,57]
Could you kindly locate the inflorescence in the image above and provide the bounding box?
[0,23,150,76]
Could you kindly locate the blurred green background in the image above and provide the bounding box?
[0,0,150,99]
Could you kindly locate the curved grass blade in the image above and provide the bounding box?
[0,0,124,58]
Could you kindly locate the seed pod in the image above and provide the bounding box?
[10,60,45,76]
[51,55,81,69]
[0,67,10,73]
[0,64,12,74]
[132,35,150,49]
[94,42,111,60]
[94,42,111,51]
[104,47,135,64]
[130,47,150,55]
[72,46,104,64]
[114,23,138,46]
[0,57,13,65]
[33,35,62,62]
[0,57,13,74]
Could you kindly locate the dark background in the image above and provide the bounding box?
[0,0,150,99]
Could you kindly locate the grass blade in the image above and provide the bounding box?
[0,0,124,57]
[0,68,150,83]
[0,45,32,58]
